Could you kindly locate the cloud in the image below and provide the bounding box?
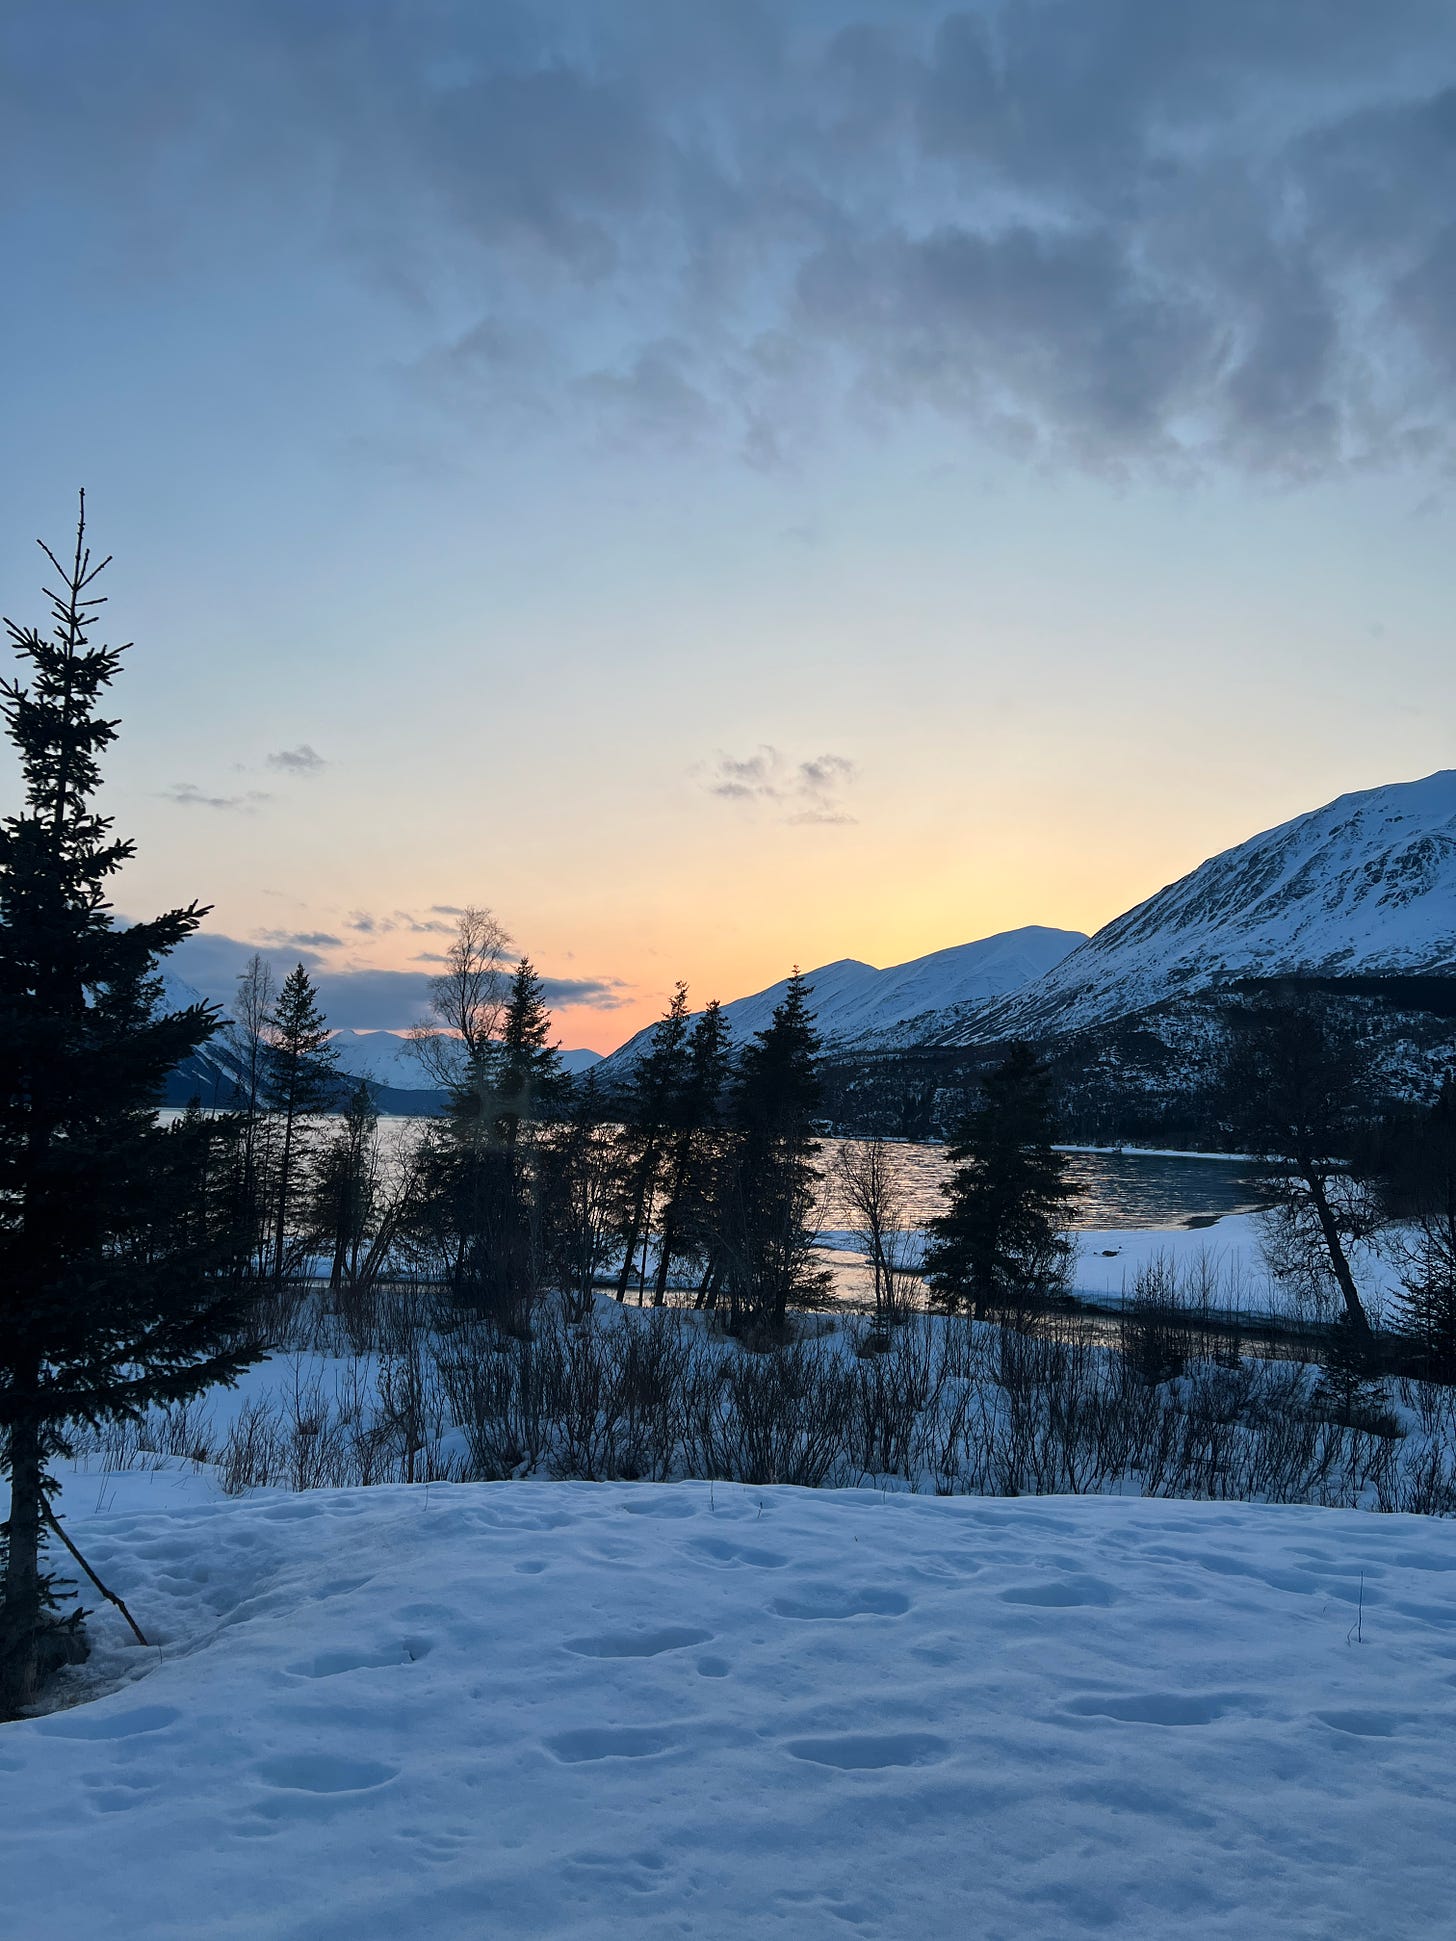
[538,975,634,1011]
[169,932,327,998]
[708,747,785,803]
[160,783,271,812]
[265,744,327,775]
[705,746,858,823]
[260,929,343,950]
[346,908,457,937]
[8,3,1456,479]
[168,932,632,1029]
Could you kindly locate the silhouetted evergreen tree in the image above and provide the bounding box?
[539,1072,623,1322]
[228,953,275,1275]
[263,964,336,1282]
[655,997,732,1306]
[496,957,562,1152]
[0,498,259,1717]
[924,1042,1073,1317]
[422,958,560,1332]
[312,1076,380,1291]
[1387,1076,1456,1377]
[724,971,829,1338]
[615,983,692,1303]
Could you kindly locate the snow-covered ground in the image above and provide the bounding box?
[818,1209,1405,1322]
[4,1477,1455,1938]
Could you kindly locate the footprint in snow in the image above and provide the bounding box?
[770,1586,912,1621]
[285,1640,433,1677]
[1315,1709,1404,1738]
[785,1733,948,1770]
[999,1576,1117,1608]
[546,1727,676,1763]
[254,1753,400,1793]
[1061,1692,1247,1726]
[35,1704,180,1742]
[685,1536,790,1570]
[563,1627,713,1659]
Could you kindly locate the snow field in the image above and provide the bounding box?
[5,1480,1456,1938]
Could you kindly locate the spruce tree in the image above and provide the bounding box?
[425,958,555,1331]
[924,1042,1073,1317]
[313,1076,380,1291]
[1389,1077,1456,1377]
[726,970,830,1338]
[655,997,731,1307]
[0,498,260,1716]
[614,982,692,1303]
[539,1072,622,1323]
[228,953,275,1274]
[263,964,336,1283]
[496,957,562,1151]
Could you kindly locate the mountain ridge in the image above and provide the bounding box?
[924,768,1456,1048]
[598,925,1087,1072]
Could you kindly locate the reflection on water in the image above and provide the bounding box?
[815,1139,1263,1235]
[168,1107,1263,1307]
[814,1139,1265,1309]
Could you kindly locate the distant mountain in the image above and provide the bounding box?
[918,770,1456,1049]
[158,973,601,1113]
[598,926,1087,1073]
[326,1030,602,1088]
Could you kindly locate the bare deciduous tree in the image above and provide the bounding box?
[409,904,512,1089]
[834,1135,913,1340]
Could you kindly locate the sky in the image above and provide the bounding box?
[2,1,1455,1051]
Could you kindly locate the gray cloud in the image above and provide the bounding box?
[347,908,458,937]
[169,932,632,1029]
[260,928,343,950]
[539,975,634,1010]
[706,746,858,823]
[266,744,327,775]
[160,782,271,812]
[7,3,1456,478]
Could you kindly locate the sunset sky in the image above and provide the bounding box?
[3,2,1454,1049]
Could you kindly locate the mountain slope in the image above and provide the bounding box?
[935,769,1456,1046]
[158,973,600,1110]
[326,1030,602,1088]
[600,926,1086,1071]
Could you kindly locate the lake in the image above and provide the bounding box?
[815,1139,1264,1234]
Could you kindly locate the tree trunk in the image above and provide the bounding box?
[652,1211,677,1306]
[653,1135,694,1307]
[1305,1168,1374,1344]
[614,1156,654,1304]
[273,1096,296,1285]
[1,1395,48,1719]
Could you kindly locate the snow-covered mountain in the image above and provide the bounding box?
[157,973,600,1110]
[326,1030,602,1088]
[929,770,1456,1047]
[599,926,1086,1071]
